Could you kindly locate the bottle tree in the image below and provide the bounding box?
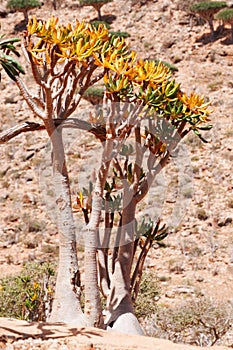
[79,0,113,20]
[6,0,43,22]
[190,1,227,37]
[215,8,233,40]
[0,16,212,332]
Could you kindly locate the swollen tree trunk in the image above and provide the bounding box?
[208,18,215,38]
[22,10,29,22]
[105,191,144,334]
[84,138,113,328]
[84,193,104,328]
[46,124,85,325]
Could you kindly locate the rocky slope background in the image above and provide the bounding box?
[0,0,233,349]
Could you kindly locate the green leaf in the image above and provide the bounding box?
[0,60,18,81]
[154,230,168,241]
[193,129,209,143]
[197,125,213,131]
[0,53,25,74]
[0,37,21,46]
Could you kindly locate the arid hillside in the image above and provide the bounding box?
[0,0,232,349]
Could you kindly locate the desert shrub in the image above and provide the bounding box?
[0,262,56,321]
[83,86,104,105]
[134,271,161,318]
[151,297,233,346]
[109,30,131,38]
[90,20,111,29]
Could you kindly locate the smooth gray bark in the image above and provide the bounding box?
[47,127,85,325]
[105,192,144,334]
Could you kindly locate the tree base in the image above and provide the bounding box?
[107,313,144,335]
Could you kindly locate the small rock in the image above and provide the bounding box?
[165,290,175,298]
[215,48,228,57]
[162,40,175,49]
[165,285,196,298]
[154,13,161,22]
[23,193,36,205]
[217,217,232,227]
[4,94,18,104]
[196,276,204,282]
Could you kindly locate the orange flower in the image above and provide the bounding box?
[179,91,212,117]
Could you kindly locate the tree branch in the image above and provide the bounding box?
[0,118,106,144]
[0,121,44,144]
[15,77,45,119]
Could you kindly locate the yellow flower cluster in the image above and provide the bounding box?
[134,60,171,87]
[179,91,212,122]
[27,16,109,64]
[26,16,212,130]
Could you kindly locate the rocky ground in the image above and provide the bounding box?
[0,317,231,350]
[0,0,233,349]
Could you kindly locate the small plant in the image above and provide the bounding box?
[83,86,105,105]
[90,20,111,29]
[6,0,43,22]
[215,8,233,39]
[190,1,227,37]
[196,207,208,220]
[79,0,113,20]
[0,262,56,321]
[109,30,131,38]
[134,271,160,318]
[28,218,46,232]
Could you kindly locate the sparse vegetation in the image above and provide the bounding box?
[0,262,56,321]
[196,207,208,220]
[1,265,232,347]
[150,298,233,347]
[134,272,160,318]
